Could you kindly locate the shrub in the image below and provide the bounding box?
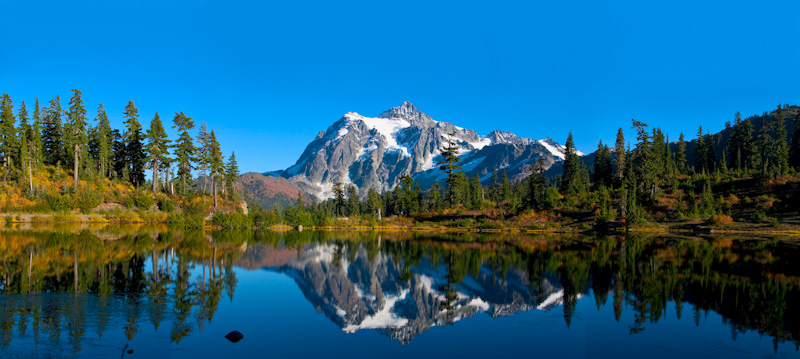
[133,191,154,209]
[44,192,72,212]
[211,212,253,228]
[708,214,733,225]
[75,190,103,213]
[158,197,175,213]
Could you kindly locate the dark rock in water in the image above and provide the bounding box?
[225,330,244,343]
[127,349,134,354]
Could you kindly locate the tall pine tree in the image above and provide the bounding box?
[437,132,462,206]
[123,101,146,185]
[145,112,170,193]
[614,128,626,185]
[561,132,580,192]
[67,89,88,189]
[172,111,196,194]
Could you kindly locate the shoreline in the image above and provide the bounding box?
[1,212,799,237]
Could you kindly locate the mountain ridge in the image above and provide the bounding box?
[260,102,576,200]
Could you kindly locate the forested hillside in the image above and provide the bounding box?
[0,90,241,225]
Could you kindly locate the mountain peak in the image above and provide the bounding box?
[378,101,432,123]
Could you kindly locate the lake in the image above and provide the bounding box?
[0,225,798,358]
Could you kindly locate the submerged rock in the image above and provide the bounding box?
[225,330,244,343]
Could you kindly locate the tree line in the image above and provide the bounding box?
[269,105,800,227]
[0,90,241,209]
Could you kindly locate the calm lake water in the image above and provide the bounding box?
[0,225,798,358]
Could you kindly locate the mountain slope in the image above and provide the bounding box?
[270,102,578,199]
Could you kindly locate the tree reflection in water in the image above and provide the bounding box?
[0,228,798,354]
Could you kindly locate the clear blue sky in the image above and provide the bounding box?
[1,1,798,173]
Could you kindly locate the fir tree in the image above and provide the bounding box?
[111,129,126,180]
[469,174,483,209]
[501,169,511,203]
[42,95,65,166]
[208,130,224,208]
[30,97,44,166]
[561,132,580,192]
[225,151,239,199]
[790,113,800,169]
[346,185,360,216]
[145,112,171,193]
[123,101,146,185]
[332,181,345,215]
[172,111,196,194]
[613,128,626,185]
[773,105,790,177]
[67,89,88,189]
[527,157,546,209]
[197,122,211,194]
[437,132,462,206]
[593,140,612,188]
[93,103,112,177]
[0,94,18,173]
[757,115,773,177]
[676,132,687,174]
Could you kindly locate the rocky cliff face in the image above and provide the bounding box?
[269,102,579,199]
[236,242,566,344]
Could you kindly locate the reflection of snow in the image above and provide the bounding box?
[343,289,410,333]
[536,289,583,311]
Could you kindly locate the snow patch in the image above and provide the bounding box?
[346,112,412,158]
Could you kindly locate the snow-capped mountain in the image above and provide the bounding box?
[268,102,580,199]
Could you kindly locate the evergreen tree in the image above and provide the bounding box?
[791,113,800,169]
[614,128,626,185]
[0,95,18,176]
[123,101,146,185]
[741,118,758,172]
[208,130,224,208]
[197,122,211,194]
[346,185,360,216]
[773,105,790,177]
[694,126,707,173]
[145,112,171,193]
[757,115,773,177]
[93,103,112,177]
[437,132,462,206]
[676,132,687,174]
[42,95,66,166]
[469,174,483,209]
[427,181,443,212]
[501,169,511,203]
[527,157,546,209]
[225,151,239,200]
[67,89,88,188]
[332,181,345,216]
[593,140,612,187]
[111,129,126,180]
[17,101,32,189]
[30,97,44,166]
[172,111,196,194]
[366,188,382,218]
[631,119,656,198]
[561,132,580,192]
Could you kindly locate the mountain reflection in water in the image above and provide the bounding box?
[0,227,798,358]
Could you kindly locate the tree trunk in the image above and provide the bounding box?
[152,159,159,193]
[28,158,33,193]
[74,143,79,190]
[213,173,218,209]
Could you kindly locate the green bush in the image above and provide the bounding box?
[133,191,154,209]
[158,197,175,213]
[211,212,253,228]
[44,192,72,212]
[75,190,103,213]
